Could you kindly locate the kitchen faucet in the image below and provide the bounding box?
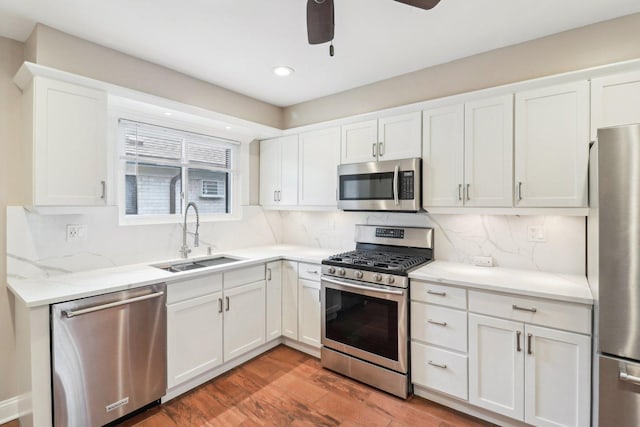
[180,202,200,258]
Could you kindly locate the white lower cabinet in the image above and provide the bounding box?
[266,261,283,341]
[166,274,224,389]
[468,313,591,427]
[411,341,468,400]
[167,291,223,389]
[223,280,266,361]
[298,278,321,348]
[468,314,525,420]
[282,261,299,339]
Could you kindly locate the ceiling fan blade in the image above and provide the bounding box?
[393,0,441,10]
[307,0,334,45]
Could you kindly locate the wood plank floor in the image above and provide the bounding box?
[115,345,492,427]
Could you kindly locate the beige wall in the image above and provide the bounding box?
[27,24,284,129]
[284,12,640,128]
[0,36,23,403]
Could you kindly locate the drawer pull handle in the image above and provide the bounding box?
[225,296,230,312]
[427,319,447,326]
[307,270,319,274]
[527,333,533,355]
[428,361,447,369]
[516,330,522,352]
[620,372,640,386]
[427,290,446,296]
[512,304,537,313]
[267,268,272,281]
[218,298,223,314]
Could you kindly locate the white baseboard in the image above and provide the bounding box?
[0,394,26,424]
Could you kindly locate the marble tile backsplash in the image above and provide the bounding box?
[275,211,586,275]
[6,206,586,280]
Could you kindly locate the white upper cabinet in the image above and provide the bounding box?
[26,76,107,206]
[591,70,640,140]
[341,112,421,164]
[514,81,589,207]
[422,105,464,207]
[259,135,298,207]
[377,112,422,161]
[298,127,340,206]
[464,95,513,207]
[423,96,512,208]
[341,119,378,164]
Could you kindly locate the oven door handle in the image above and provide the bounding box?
[393,164,400,206]
[322,276,405,295]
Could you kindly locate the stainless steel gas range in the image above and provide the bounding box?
[320,224,434,398]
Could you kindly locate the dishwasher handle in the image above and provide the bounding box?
[63,291,165,318]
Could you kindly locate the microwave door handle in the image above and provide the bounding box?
[393,164,400,205]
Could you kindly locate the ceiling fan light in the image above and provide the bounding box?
[272,66,295,77]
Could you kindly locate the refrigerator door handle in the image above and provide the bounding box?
[620,371,640,387]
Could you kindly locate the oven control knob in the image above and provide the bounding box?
[338,268,346,276]
[328,267,336,274]
[387,276,395,284]
[355,270,363,279]
[374,273,382,282]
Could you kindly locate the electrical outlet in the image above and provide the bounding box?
[472,256,493,267]
[66,224,88,242]
[527,225,546,242]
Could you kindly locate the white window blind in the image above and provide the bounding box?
[120,119,235,170]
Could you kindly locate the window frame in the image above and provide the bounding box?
[114,113,242,226]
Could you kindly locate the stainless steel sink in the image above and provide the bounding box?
[153,256,243,273]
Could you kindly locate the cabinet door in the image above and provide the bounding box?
[341,120,378,164]
[259,138,281,206]
[464,95,513,207]
[223,281,266,361]
[266,261,282,341]
[378,111,422,161]
[422,105,464,207]
[33,77,107,206]
[469,313,524,420]
[279,135,299,206]
[282,261,299,340]
[298,278,321,348]
[167,292,223,389]
[514,81,589,207]
[524,325,591,427]
[298,127,340,206]
[591,70,640,140]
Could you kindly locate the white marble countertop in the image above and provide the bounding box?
[9,247,592,308]
[8,245,340,308]
[409,260,592,305]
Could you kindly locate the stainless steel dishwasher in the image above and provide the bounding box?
[51,283,167,426]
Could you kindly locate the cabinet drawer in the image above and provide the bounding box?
[411,342,468,400]
[468,290,591,334]
[411,302,467,353]
[298,262,322,281]
[411,281,467,310]
[167,274,223,304]
[224,264,265,289]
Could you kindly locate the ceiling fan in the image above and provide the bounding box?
[307,0,442,56]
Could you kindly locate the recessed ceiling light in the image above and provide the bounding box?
[272,66,294,77]
[225,126,232,130]
[163,112,172,116]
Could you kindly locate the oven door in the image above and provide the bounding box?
[321,276,408,373]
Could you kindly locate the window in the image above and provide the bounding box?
[120,119,237,220]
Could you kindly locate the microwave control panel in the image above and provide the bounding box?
[399,171,414,200]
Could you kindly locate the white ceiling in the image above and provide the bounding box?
[1,0,640,107]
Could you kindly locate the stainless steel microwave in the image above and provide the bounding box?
[337,158,421,212]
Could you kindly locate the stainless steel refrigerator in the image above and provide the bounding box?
[589,123,640,427]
